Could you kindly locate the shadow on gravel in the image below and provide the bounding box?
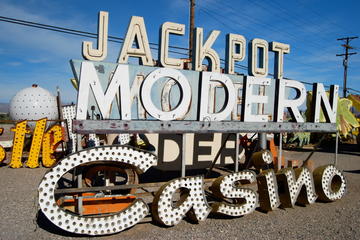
[207,212,245,220]
[344,169,360,174]
[36,210,87,238]
[37,209,157,237]
[339,147,360,156]
[284,143,359,155]
[338,151,360,157]
[338,143,360,156]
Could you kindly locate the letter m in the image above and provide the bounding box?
[76,62,131,120]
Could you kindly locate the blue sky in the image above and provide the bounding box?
[0,0,359,103]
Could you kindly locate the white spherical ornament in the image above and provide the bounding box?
[9,84,59,123]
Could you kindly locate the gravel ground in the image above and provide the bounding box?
[0,145,359,240]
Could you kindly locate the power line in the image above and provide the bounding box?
[0,16,189,54]
[336,36,358,97]
[347,88,360,95]
[293,0,357,36]
[245,0,333,45]
[198,5,331,71]
[197,3,360,95]
[1,15,358,95]
[204,0,333,53]
[198,5,337,75]
[0,14,248,70]
[253,0,338,38]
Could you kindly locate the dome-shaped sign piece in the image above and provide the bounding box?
[9,84,58,127]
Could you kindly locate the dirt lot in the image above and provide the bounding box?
[0,143,359,240]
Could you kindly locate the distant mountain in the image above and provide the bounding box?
[0,103,9,113]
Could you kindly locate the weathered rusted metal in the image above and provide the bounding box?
[54,178,218,194]
[73,120,336,134]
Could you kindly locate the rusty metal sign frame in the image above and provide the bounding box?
[73,120,336,134]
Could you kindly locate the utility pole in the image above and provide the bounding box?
[336,36,358,98]
[189,0,195,60]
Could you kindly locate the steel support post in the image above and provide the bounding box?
[76,167,83,216]
[235,133,239,172]
[334,132,339,166]
[206,133,232,177]
[259,133,267,149]
[278,133,283,171]
[76,134,82,152]
[181,134,186,177]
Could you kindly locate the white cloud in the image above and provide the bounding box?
[0,1,90,102]
[7,61,22,66]
[0,22,82,59]
[0,65,77,103]
[26,57,49,64]
[0,1,97,60]
[169,0,188,9]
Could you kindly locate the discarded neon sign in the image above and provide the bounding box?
[74,12,339,124]
[36,11,346,237]
[0,119,64,168]
[38,146,347,235]
[73,61,339,124]
[83,12,291,78]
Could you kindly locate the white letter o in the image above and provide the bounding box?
[141,68,191,120]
